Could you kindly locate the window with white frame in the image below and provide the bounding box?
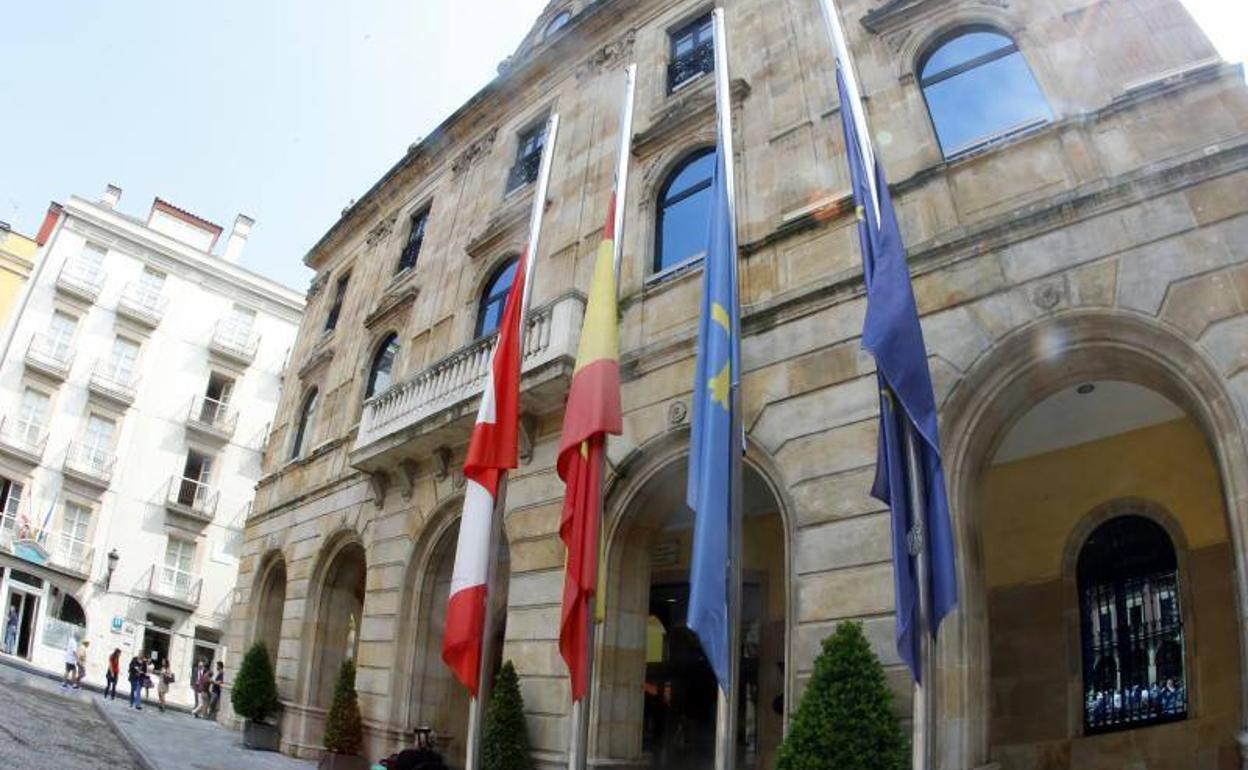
[221,305,257,348]
[162,538,196,594]
[136,268,166,309]
[0,478,23,532]
[105,336,141,383]
[47,311,78,360]
[16,388,50,446]
[59,501,91,561]
[81,414,116,472]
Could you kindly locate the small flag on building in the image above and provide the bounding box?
[442,249,528,697]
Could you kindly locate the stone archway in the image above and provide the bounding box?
[253,552,287,672]
[935,310,1248,770]
[303,537,367,713]
[390,500,511,768]
[592,439,792,770]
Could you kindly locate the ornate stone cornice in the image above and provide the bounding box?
[365,212,398,248]
[364,281,420,331]
[451,127,499,177]
[633,78,751,159]
[465,189,538,259]
[862,0,1009,35]
[577,29,637,80]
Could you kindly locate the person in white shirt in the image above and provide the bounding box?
[61,637,78,688]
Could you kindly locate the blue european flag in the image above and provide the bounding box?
[687,146,741,691]
[838,68,958,684]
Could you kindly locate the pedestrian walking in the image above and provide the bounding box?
[74,639,89,689]
[61,636,78,688]
[127,653,146,709]
[3,606,17,654]
[104,648,121,700]
[157,660,174,712]
[209,661,224,718]
[191,659,205,714]
[192,663,212,718]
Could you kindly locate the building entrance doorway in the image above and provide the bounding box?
[5,581,40,659]
[600,456,787,770]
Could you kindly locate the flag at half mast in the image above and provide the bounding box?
[442,249,528,697]
[557,194,623,702]
[837,66,958,683]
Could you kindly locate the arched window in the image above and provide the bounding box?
[476,258,518,338]
[1077,515,1187,734]
[654,147,716,273]
[918,28,1051,157]
[545,10,571,38]
[290,388,318,460]
[365,334,400,399]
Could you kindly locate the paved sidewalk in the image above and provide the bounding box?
[1,656,314,770]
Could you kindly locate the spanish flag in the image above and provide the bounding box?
[557,195,623,702]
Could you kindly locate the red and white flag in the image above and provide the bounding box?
[442,250,528,697]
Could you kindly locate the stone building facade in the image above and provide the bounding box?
[228,1,1248,769]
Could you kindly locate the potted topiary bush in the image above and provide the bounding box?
[232,642,282,751]
[776,620,908,770]
[481,661,534,770]
[319,658,369,770]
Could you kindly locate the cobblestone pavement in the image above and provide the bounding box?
[102,699,316,770]
[0,659,315,770]
[0,666,142,770]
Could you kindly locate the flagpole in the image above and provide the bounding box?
[816,2,935,767]
[465,111,561,770]
[711,9,744,770]
[815,0,879,221]
[903,416,935,770]
[567,64,635,770]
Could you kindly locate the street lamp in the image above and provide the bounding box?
[105,548,119,589]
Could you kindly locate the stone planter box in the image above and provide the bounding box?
[242,720,281,751]
[318,752,370,770]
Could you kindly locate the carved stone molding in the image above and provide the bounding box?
[364,282,420,331]
[432,446,453,481]
[633,78,751,159]
[365,212,398,247]
[369,471,390,509]
[306,272,329,302]
[451,127,499,177]
[465,190,539,259]
[518,413,537,465]
[578,29,637,80]
[399,460,419,500]
[862,0,1011,35]
[298,341,335,381]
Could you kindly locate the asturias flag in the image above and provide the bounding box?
[686,146,741,691]
[442,249,528,697]
[837,67,958,683]
[557,195,623,702]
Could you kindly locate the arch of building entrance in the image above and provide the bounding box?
[251,551,287,672]
[298,533,368,714]
[936,309,1248,770]
[593,434,794,770]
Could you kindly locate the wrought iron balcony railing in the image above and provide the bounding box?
[24,334,74,380]
[209,320,259,365]
[55,259,106,302]
[141,564,202,610]
[0,416,47,463]
[186,396,239,439]
[88,360,139,405]
[63,442,116,486]
[116,282,167,327]
[164,475,219,523]
[667,40,715,92]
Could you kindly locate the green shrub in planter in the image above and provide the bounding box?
[323,658,364,756]
[232,642,281,724]
[776,621,908,770]
[481,661,534,770]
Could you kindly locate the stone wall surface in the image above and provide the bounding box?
[226,0,1248,768]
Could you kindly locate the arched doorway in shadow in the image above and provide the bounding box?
[403,516,510,770]
[254,554,287,669]
[309,540,366,712]
[596,453,789,770]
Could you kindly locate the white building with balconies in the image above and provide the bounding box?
[0,186,302,704]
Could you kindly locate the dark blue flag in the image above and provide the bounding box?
[686,146,741,691]
[837,67,958,683]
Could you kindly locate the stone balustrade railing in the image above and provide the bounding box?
[353,293,582,455]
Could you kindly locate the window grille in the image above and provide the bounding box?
[397,208,429,274]
[506,125,546,193]
[668,14,714,92]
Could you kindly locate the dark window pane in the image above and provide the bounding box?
[923,49,1051,155]
[398,209,429,273]
[668,14,715,91]
[366,335,399,398]
[507,126,547,193]
[476,259,518,337]
[655,149,716,273]
[921,31,1013,79]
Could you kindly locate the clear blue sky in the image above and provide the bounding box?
[0,1,1241,292]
